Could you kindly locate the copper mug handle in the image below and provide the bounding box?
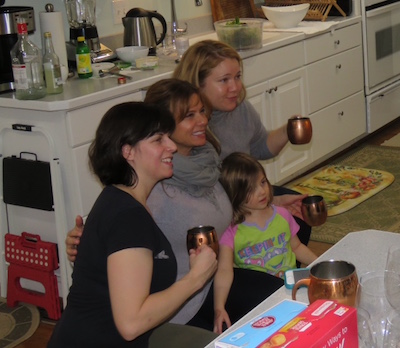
[292,278,311,301]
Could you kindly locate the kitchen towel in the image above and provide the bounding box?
[263,20,339,35]
[39,10,68,68]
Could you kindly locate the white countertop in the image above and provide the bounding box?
[0,16,361,113]
[205,229,400,347]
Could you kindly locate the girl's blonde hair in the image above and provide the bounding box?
[172,40,246,105]
[220,152,273,225]
[144,78,220,153]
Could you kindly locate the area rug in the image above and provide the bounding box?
[286,165,394,216]
[0,297,40,348]
[287,145,400,244]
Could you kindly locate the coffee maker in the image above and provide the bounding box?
[64,0,115,63]
[0,6,35,93]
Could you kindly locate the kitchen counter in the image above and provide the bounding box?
[0,16,361,112]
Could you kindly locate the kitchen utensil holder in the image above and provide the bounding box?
[5,232,61,320]
[261,0,346,21]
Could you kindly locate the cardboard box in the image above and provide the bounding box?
[257,300,358,348]
[215,300,307,348]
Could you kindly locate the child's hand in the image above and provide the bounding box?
[214,308,232,334]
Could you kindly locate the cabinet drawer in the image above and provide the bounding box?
[310,91,366,160]
[307,46,364,114]
[304,23,362,64]
[243,42,304,86]
[66,91,144,147]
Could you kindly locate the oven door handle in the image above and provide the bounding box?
[366,1,400,17]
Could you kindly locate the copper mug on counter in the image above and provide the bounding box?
[292,260,359,307]
[186,225,219,257]
[287,115,312,144]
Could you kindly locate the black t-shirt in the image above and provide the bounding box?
[48,186,177,347]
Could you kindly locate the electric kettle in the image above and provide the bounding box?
[122,7,167,56]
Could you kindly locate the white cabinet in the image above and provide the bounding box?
[245,21,366,185]
[305,22,366,163]
[247,67,310,184]
[66,91,144,217]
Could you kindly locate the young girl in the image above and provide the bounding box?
[213,152,317,334]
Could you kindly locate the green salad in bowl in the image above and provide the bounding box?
[214,17,264,50]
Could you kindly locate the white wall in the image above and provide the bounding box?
[9,0,212,48]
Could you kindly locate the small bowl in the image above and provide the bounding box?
[261,4,310,29]
[214,18,264,50]
[116,46,149,63]
[287,116,312,144]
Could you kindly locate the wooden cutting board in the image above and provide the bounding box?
[210,0,262,22]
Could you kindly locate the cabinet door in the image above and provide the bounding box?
[247,80,276,184]
[268,68,311,184]
[247,68,311,184]
[310,91,366,160]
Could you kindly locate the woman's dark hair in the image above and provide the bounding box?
[89,102,175,186]
[220,152,274,225]
[144,78,221,153]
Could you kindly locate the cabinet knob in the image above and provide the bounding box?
[338,111,344,116]
[336,64,342,69]
[334,40,340,45]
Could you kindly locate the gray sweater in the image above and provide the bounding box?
[148,181,232,324]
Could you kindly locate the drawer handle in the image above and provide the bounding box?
[334,40,340,45]
[336,64,342,69]
[338,111,344,116]
[267,86,278,93]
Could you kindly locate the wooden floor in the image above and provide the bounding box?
[15,117,400,348]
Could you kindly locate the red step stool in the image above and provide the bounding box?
[5,232,61,320]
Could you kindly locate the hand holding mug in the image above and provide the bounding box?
[187,225,219,257]
[301,195,327,226]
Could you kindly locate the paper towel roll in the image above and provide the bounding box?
[39,10,68,68]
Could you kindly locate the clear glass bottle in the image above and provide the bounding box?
[43,32,63,94]
[76,36,92,78]
[10,17,46,100]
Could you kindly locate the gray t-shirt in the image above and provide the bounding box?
[209,100,274,160]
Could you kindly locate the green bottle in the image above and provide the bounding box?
[43,32,63,94]
[76,36,92,78]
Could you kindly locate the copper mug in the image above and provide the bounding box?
[186,225,219,257]
[301,195,327,226]
[292,260,359,307]
[287,115,312,144]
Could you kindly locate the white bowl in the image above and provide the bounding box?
[116,46,149,63]
[261,4,310,29]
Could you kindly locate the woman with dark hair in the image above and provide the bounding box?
[48,102,217,347]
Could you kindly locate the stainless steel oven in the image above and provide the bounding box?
[361,0,400,131]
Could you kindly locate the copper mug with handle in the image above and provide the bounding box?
[186,225,219,257]
[292,260,359,307]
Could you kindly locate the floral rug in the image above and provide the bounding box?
[285,145,400,244]
[286,165,394,216]
[0,297,40,348]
